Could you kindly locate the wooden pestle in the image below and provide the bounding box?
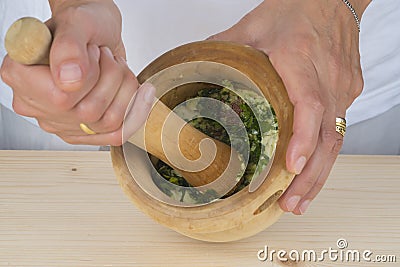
[4,17,242,189]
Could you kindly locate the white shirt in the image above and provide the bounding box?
[1,0,399,149]
[348,0,400,125]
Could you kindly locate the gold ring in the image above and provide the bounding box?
[335,117,346,137]
[79,123,97,135]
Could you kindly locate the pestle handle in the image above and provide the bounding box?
[5,17,242,190]
[5,17,51,65]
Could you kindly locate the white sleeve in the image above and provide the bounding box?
[347,0,400,126]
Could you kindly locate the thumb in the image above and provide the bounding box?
[207,23,253,45]
[49,27,100,93]
[208,28,241,43]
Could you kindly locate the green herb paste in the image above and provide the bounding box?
[152,81,278,204]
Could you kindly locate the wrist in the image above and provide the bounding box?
[339,0,372,32]
[46,0,121,30]
[350,0,372,18]
[48,0,115,15]
[45,0,123,56]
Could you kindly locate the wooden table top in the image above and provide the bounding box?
[0,151,399,266]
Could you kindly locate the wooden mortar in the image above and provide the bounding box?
[111,41,295,242]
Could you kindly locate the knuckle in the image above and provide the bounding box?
[0,65,12,86]
[332,138,344,154]
[123,70,139,89]
[76,101,103,123]
[309,98,325,113]
[320,128,339,152]
[313,180,326,194]
[352,75,364,99]
[302,175,317,190]
[303,93,325,114]
[60,135,78,145]
[101,108,124,132]
[52,34,82,57]
[108,131,123,146]
[0,58,19,87]
[61,134,87,145]
[51,92,74,112]
[37,121,57,134]
[12,98,29,117]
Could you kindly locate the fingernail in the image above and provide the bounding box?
[299,200,311,215]
[143,84,156,104]
[59,63,82,84]
[286,195,301,212]
[294,156,307,174]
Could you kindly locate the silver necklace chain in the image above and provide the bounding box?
[342,0,361,32]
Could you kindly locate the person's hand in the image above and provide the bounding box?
[210,0,371,214]
[0,0,155,146]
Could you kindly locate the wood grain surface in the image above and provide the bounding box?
[0,151,399,266]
